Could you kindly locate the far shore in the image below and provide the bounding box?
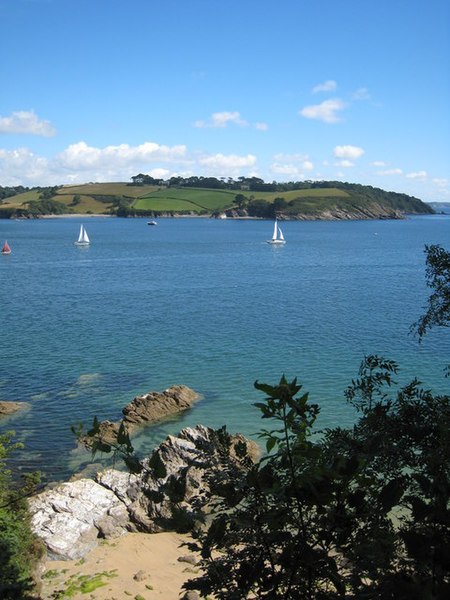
[39,213,114,219]
[30,213,266,220]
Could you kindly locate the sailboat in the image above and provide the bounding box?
[74,224,90,246]
[266,219,286,245]
[1,240,11,254]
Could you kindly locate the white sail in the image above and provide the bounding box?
[267,219,286,244]
[75,225,90,245]
[81,226,90,244]
[272,220,278,241]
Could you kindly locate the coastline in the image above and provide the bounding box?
[39,213,114,219]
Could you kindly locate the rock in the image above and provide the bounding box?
[30,424,259,560]
[0,400,27,416]
[78,419,121,449]
[96,469,141,506]
[29,478,129,560]
[79,385,200,450]
[133,424,260,532]
[122,385,200,428]
[133,569,148,581]
[178,554,197,565]
[181,591,201,600]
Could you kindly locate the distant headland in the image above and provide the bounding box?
[0,175,434,221]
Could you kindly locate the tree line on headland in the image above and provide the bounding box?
[0,176,434,220]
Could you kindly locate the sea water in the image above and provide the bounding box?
[0,215,449,482]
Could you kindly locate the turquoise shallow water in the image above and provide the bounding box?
[0,215,449,482]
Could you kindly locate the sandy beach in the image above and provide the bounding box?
[40,531,201,599]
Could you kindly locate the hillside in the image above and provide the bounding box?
[428,202,450,214]
[0,180,434,220]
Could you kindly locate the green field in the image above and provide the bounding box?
[2,189,41,206]
[57,182,159,198]
[246,188,351,201]
[134,188,237,212]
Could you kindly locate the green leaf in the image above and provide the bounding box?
[379,478,404,511]
[266,437,277,453]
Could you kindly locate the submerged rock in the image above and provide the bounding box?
[122,385,200,428]
[0,400,27,416]
[79,384,200,449]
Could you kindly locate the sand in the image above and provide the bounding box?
[40,531,201,599]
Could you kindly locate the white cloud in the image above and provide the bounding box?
[147,168,171,179]
[353,87,370,100]
[372,160,387,167]
[300,99,346,123]
[406,170,427,179]
[335,159,354,168]
[213,111,247,128]
[378,168,403,176]
[0,141,257,186]
[312,80,337,93]
[0,110,56,137]
[195,111,267,131]
[433,178,449,187]
[271,153,314,177]
[0,147,51,186]
[195,111,246,128]
[198,153,256,171]
[271,163,314,178]
[56,141,187,170]
[333,145,365,159]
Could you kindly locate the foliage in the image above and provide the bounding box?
[412,244,450,339]
[0,185,30,201]
[246,198,273,218]
[233,193,248,210]
[183,365,450,599]
[71,418,142,475]
[26,198,69,216]
[38,186,61,201]
[0,431,44,599]
[69,194,81,206]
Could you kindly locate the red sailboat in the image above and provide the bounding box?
[1,240,11,254]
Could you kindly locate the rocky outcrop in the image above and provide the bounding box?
[288,203,404,221]
[127,424,260,533]
[123,385,199,428]
[30,425,259,560]
[222,203,405,221]
[0,400,28,416]
[29,478,130,560]
[79,385,200,449]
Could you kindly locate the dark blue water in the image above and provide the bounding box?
[1,215,449,481]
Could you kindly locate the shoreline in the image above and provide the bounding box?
[39,213,114,219]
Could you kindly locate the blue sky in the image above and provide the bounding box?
[1,0,449,202]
